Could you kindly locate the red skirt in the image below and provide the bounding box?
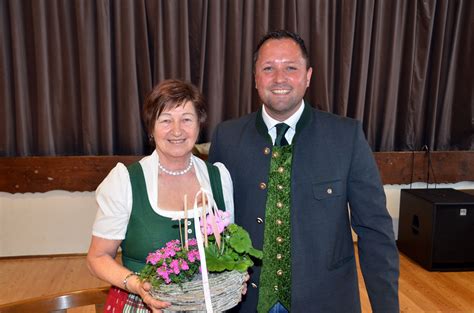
[104,286,151,312]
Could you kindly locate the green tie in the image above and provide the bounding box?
[275,123,289,146]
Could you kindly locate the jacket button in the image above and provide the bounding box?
[327,188,333,194]
[276,219,283,225]
[272,151,279,158]
[251,283,258,288]
[256,217,263,224]
[259,182,267,190]
[276,237,283,243]
[263,147,271,155]
[276,269,283,276]
[276,202,283,208]
[277,167,284,173]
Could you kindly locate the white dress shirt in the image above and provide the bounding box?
[261,100,305,145]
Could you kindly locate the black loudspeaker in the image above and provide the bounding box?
[397,188,474,271]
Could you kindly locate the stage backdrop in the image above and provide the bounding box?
[1,0,473,156]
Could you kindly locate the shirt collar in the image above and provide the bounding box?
[261,100,305,131]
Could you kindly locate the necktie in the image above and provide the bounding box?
[275,123,290,146]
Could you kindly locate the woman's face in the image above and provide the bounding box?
[153,101,200,161]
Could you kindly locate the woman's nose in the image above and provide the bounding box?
[171,121,182,135]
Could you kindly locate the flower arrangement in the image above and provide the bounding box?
[138,206,262,290]
[139,238,201,287]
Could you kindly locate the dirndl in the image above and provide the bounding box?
[104,286,188,313]
[104,286,150,313]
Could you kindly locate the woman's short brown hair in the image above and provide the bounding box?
[142,79,207,142]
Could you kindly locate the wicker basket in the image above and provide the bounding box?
[149,270,246,312]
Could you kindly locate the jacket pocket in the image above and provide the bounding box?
[312,179,343,200]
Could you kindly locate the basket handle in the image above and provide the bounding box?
[193,188,214,313]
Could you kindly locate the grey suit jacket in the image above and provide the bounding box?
[209,104,399,312]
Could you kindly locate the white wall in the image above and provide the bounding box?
[1,182,473,257]
[0,191,97,256]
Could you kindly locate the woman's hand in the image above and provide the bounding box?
[137,280,171,313]
[241,273,250,296]
[88,237,170,311]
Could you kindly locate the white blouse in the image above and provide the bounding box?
[92,151,234,240]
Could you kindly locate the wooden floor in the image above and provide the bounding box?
[1,248,473,312]
[0,254,109,313]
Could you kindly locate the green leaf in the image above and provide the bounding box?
[228,225,253,253]
[234,258,253,272]
[248,247,263,259]
[206,253,236,272]
[228,250,239,260]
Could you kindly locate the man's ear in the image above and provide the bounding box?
[306,67,313,87]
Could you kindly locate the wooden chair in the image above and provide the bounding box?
[0,286,110,313]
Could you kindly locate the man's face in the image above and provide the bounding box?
[254,38,312,121]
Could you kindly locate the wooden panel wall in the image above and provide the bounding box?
[0,151,473,193]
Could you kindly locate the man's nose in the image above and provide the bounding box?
[274,68,287,83]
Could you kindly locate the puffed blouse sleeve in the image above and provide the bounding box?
[213,162,235,223]
[92,162,132,240]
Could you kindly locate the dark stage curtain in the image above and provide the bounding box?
[1,0,473,156]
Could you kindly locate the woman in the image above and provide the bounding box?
[87,79,234,312]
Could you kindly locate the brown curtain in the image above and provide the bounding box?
[1,0,473,156]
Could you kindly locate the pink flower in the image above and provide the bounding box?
[163,247,177,258]
[170,259,180,275]
[146,251,163,265]
[180,260,189,270]
[187,250,200,263]
[166,240,180,248]
[157,265,171,284]
[201,223,212,236]
[216,210,231,232]
[200,209,231,235]
[141,238,205,286]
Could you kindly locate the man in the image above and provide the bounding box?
[209,30,399,312]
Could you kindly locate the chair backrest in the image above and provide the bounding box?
[0,286,110,313]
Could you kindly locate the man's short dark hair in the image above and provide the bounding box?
[253,30,310,70]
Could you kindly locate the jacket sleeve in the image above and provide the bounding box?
[347,122,400,312]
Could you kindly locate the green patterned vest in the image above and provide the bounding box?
[257,144,293,312]
[121,161,225,273]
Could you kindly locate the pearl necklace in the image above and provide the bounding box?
[158,158,193,176]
